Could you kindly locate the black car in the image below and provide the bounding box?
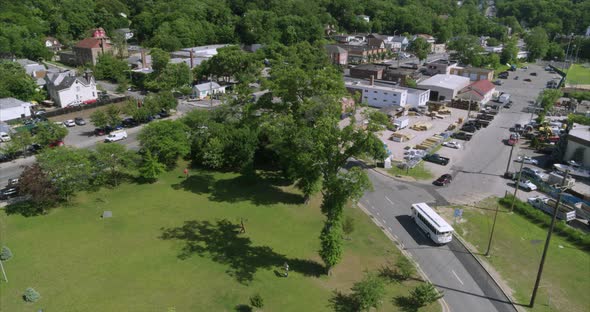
[530,72,537,76]
[433,174,453,186]
[461,124,477,133]
[122,117,138,128]
[157,110,170,118]
[452,132,473,141]
[0,186,18,200]
[26,143,43,155]
[464,121,482,130]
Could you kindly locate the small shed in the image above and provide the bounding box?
[101,211,113,218]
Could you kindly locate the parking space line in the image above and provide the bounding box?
[385,196,395,206]
[452,270,464,285]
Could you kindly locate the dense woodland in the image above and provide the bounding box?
[2,0,589,61]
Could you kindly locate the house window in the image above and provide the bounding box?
[384,92,388,95]
[364,89,368,92]
[92,92,95,97]
[373,91,378,93]
[393,94,397,96]
[363,96,368,99]
[373,98,377,100]
[76,86,80,92]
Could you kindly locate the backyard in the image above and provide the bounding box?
[444,197,590,312]
[565,63,590,85]
[0,166,439,311]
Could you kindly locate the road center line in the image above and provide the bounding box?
[451,270,464,285]
[385,196,395,206]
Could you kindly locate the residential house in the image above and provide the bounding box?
[425,59,458,76]
[325,45,348,66]
[45,70,98,108]
[0,98,32,122]
[44,37,62,52]
[456,80,496,105]
[431,43,447,54]
[15,59,47,87]
[71,28,113,66]
[417,74,471,101]
[413,34,436,45]
[192,81,227,100]
[392,36,410,51]
[115,28,134,40]
[449,66,494,81]
[349,64,387,80]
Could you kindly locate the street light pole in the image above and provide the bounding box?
[485,204,500,257]
[530,171,569,307]
[509,155,525,212]
[504,143,515,175]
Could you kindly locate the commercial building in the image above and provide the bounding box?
[563,124,590,167]
[345,78,429,108]
[425,59,458,76]
[383,67,421,86]
[456,80,496,105]
[417,74,471,102]
[349,64,387,80]
[0,98,32,122]
[449,66,494,81]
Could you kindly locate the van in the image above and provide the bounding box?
[104,130,128,142]
[0,132,11,142]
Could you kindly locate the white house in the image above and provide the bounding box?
[0,97,32,122]
[418,74,471,102]
[193,81,227,100]
[45,70,98,108]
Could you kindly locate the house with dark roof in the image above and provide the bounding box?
[45,70,98,108]
[15,59,47,87]
[456,80,496,104]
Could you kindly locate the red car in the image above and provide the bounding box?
[433,174,453,186]
[507,133,519,146]
[48,140,65,148]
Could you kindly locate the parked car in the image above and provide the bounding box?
[522,167,546,181]
[503,102,512,109]
[7,177,19,186]
[493,79,503,85]
[104,130,128,142]
[48,140,65,148]
[157,110,171,118]
[0,186,18,200]
[423,154,450,166]
[452,132,472,141]
[524,78,532,82]
[0,132,11,142]
[515,179,537,192]
[530,72,537,76]
[122,117,138,128]
[521,66,528,69]
[74,117,86,125]
[514,76,519,80]
[461,124,477,133]
[26,143,43,155]
[442,141,462,149]
[433,174,453,186]
[63,119,76,127]
[94,128,106,136]
[515,156,538,165]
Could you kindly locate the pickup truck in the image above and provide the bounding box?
[477,113,494,121]
[452,132,473,141]
[423,154,450,166]
[527,196,576,222]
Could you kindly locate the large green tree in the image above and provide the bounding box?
[92,143,139,186]
[34,121,68,146]
[525,27,549,61]
[37,147,92,202]
[407,37,431,64]
[138,120,190,168]
[448,35,484,66]
[0,62,45,102]
[94,53,129,83]
[500,38,518,65]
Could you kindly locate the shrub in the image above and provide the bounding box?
[409,282,443,307]
[342,216,355,236]
[0,246,12,261]
[351,273,386,311]
[395,256,416,280]
[249,294,264,309]
[499,195,590,250]
[23,287,40,302]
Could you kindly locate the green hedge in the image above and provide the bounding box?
[499,195,590,251]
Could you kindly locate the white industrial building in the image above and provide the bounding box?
[345,79,430,108]
[0,97,32,122]
[563,124,590,167]
[417,74,471,102]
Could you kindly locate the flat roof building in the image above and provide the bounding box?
[418,74,471,102]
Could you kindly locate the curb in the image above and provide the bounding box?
[451,233,521,312]
[356,202,451,312]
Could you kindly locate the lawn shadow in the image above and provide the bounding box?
[172,171,303,206]
[160,219,323,284]
[4,200,45,217]
[234,304,252,312]
[393,295,419,312]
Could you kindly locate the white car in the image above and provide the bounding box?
[522,167,546,180]
[0,132,11,142]
[442,141,461,149]
[63,119,76,127]
[104,130,128,142]
[516,179,537,192]
[515,156,538,165]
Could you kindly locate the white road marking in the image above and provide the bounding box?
[382,219,387,224]
[385,196,395,206]
[376,211,380,216]
[452,270,464,285]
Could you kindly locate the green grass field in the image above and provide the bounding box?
[566,64,590,85]
[388,162,434,180]
[0,166,439,311]
[446,198,590,312]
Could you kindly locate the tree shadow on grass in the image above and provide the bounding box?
[234,304,252,312]
[328,290,360,312]
[171,171,303,206]
[160,219,324,284]
[393,296,420,312]
[4,200,45,217]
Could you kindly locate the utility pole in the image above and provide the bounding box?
[504,143,516,175]
[209,74,213,108]
[530,171,569,307]
[510,155,525,212]
[485,204,500,257]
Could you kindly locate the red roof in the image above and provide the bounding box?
[464,79,495,96]
[75,37,111,49]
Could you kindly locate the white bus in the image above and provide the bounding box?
[411,203,454,244]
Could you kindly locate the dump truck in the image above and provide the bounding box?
[527,196,576,222]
